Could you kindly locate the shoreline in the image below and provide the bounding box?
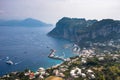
[0,52,120,80]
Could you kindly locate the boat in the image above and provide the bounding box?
[6,60,14,65]
[73,47,77,52]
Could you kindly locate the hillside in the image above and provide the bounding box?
[48,17,120,46]
[0,53,120,80]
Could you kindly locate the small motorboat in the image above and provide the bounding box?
[6,60,14,65]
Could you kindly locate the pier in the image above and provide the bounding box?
[48,49,66,61]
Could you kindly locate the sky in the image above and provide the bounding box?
[0,0,120,24]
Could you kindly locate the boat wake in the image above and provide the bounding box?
[15,61,22,65]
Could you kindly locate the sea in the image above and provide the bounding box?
[0,26,76,76]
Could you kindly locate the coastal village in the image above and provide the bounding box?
[0,43,120,80]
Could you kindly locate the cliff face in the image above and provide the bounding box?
[48,17,120,44]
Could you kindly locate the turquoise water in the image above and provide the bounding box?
[0,26,76,76]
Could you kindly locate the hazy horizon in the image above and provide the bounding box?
[0,0,120,24]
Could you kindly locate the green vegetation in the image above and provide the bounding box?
[48,17,120,45]
[0,53,120,80]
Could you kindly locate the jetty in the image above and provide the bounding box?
[48,49,66,61]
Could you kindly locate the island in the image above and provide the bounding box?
[0,18,52,27]
[0,17,120,80]
[48,17,120,46]
[48,17,120,54]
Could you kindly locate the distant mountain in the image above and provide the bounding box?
[48,17,120,45]
[0,18,52,27]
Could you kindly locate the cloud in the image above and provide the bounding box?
[0,0,120,24]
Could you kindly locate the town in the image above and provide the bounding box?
[0,47,120,80]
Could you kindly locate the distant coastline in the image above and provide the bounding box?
[0,18,52,27]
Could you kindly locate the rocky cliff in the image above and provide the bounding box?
[48,17,120,45]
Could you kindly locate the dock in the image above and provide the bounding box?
[48,49,66,61]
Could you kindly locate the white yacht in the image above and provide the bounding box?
[6,60,14,65]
